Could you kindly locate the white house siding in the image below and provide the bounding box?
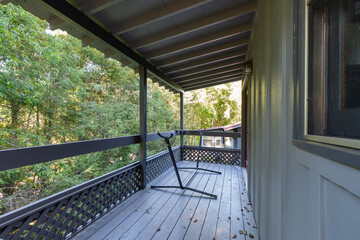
[246,0,360,240]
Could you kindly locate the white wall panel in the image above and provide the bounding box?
[246,0,360,239]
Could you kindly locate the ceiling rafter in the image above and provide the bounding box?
[176,68,243,84]
[81,0,126,16]
[145,23,253,60]
[111,0,213,35]
[158,38,248,68]
[131,1,257,49]
[170,57,245,79]
[162,50,247,74]
[181,73,243,87]
[13,0,257,91]
[184,76,242,91]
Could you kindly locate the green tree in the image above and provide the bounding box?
[184,84,241,129]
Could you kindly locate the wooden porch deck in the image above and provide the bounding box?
[72,161,258,240]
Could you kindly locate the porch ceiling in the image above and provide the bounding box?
[4,0,257,92]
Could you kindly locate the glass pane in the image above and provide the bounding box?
[307,0,360,140]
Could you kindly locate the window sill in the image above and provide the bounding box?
[292,139,360,169]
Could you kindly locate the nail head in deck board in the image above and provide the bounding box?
[182,164,222,240]
[72,161,193,240]
[199,164,227,240]
[103,164,195,240]
[215,165,233,239]
[70,162,258,240]
[167,163,219,239]
[238,167,259,239]
[135,165,206,239]
[120,167,194,239]
[231,166,246,240]
[150,163,214,240]
[136,170,204,239]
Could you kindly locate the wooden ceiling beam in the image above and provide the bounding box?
[175,65,243,83]
[146,23,253,60]
[170,57,245,79]
[131,1,257,49]
[184,76,242,91]
[81,0,126,16]
[181,73,243,87]
[162,49,247,74]
[111,0,213,35]
[158,38,248,68]
[177,68,243,84]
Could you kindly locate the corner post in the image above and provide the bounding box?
[180,91,184,160]
[139,65,147,188]
[241,60,252,168]
[241,81,247,168]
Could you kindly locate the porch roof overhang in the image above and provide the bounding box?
[3,0,257,93]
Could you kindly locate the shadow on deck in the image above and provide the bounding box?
[73,161,258,240]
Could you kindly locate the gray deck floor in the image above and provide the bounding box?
[73,161,259,240]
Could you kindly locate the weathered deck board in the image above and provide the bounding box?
[166,163,220,240]
[237,167,259,240]
[72,161,259,240]
[231,164,246,240]
[183,164,222,240]
[215,164,232,239]
[199,164,227,240]
[73,161,193,240]
[150,163,214,240]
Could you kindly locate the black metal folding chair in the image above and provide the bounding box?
[178,128,222,175]
[150,131,218,199]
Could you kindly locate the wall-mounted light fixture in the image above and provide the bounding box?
[244,60,253,75]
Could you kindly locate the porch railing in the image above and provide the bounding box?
[183,145,241,165]
[0,130,240,240]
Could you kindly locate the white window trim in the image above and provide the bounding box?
[303,0,360,151]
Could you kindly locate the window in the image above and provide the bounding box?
[306,0,360,148]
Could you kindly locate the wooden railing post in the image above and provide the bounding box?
[139,65,147,189]
[180,92,184,160]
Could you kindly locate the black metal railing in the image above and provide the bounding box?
[0,147,181,240]
[0,162,142,240]
[0,130,240,240]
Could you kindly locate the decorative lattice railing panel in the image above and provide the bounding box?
[0,146,182,240]
[0,163,142,240]
[146,146,180,183]
[183,145,241,166]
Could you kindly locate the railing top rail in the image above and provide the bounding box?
[0,131,180,172]
[181,130,241,138]
[0,129,240,172]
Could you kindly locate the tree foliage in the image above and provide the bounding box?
[184,84,241,129]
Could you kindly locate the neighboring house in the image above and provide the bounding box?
[202,123,241,149]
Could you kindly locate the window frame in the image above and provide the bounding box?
[293,0,360,169]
